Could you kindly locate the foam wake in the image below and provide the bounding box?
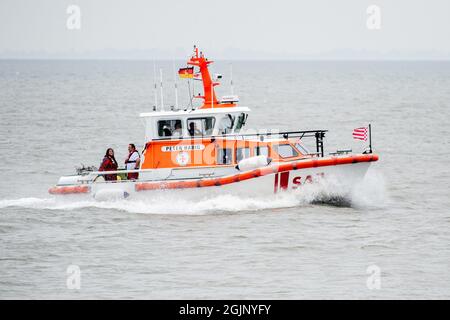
[0,169,386,214]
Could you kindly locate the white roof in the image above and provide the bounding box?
[140,106,251,118]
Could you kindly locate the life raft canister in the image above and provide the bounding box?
[236,155,272,171]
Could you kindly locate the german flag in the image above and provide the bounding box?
[178,67,194,79]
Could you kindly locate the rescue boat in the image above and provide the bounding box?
[49,47,379,201]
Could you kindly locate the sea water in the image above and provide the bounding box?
[0,60,449,299]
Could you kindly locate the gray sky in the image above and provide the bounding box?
[1,0,449,59]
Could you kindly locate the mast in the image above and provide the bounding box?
[153,61,158,109]
[187,46,219,108]
[230,63,234,95]
[159,68,164,111]
[173,61,179,109]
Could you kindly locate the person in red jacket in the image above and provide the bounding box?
[99,148,118,181]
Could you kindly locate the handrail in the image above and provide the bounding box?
[151,129,328,141]
[82,165,235,176]
[84,168,151,176]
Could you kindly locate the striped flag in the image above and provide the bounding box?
[352,126,368,141]
[178,67,194,79]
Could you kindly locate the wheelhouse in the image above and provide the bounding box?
[140,107,251,141]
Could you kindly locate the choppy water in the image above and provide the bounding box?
[0,60,449,299]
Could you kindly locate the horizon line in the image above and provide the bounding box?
[1,57,450,62]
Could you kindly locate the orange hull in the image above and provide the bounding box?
[48,185,90,195]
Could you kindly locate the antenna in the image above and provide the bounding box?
[187,79,193,110]
[230,63,234,95]
[172,61,179,110]
[153,61,158,109]
[159,68,164,111]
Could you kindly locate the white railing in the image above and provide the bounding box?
[86,168,152,176]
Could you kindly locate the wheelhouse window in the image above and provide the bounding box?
[234,113,248,133]
[218,114,235,134]
[187,117,215,136]
[236,147,251,162]
[254,146,269,157]
[158,119,182,138]
[295,141,310,155]
[273,144,299,158]
[217,148,232,165]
